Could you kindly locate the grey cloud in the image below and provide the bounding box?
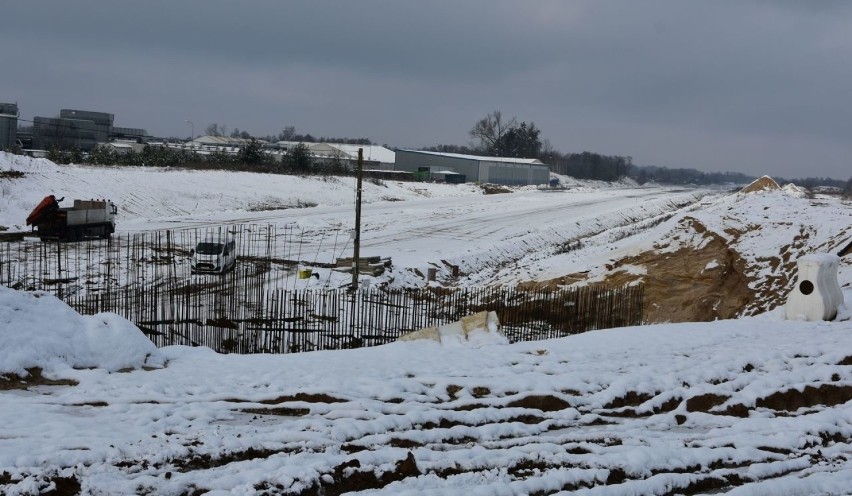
[2,0,851,179]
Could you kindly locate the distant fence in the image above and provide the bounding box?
[1,228,643,353]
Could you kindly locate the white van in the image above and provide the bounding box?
[191,236,236,274]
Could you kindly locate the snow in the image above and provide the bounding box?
[328,144,395,164]
[802,253,843,264]
[0,286,165,377]
[782,183,808,198]
[1,284,851,494]
[2,152,852,493]
[0,152,482,234]
[0,152,707,291]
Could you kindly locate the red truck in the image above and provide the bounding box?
[26,195,117,241]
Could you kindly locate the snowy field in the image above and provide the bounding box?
[0,152,710,289]
[2,152,852,494]
[1,285,851,495]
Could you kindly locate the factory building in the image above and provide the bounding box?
[394,150,549,186]
[32,108,147,151]
[0,103,18,149]
[308,143,395,170]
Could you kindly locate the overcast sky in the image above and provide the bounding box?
[3,1,851,179]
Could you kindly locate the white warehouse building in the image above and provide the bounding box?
[394,150,549,186]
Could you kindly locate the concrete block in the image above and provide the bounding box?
[397,311,505,346]
[785,253,844,321]
[398,326,440,342]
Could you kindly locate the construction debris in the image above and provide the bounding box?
[334,256,392,276]
[398,311,507,347]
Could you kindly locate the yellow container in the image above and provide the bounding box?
[298,269,312,279]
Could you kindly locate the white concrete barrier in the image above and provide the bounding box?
[785,253,844,321]
[398,311,507,347]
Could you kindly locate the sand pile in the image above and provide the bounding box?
[741,175,780,193]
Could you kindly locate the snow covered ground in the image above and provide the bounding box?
[1,152,710,290]
[1,285,851,495]
[2,152,852,494]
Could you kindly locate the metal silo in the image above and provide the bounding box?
[0,103,18,149]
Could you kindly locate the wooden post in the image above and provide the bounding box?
[351,148,363,289]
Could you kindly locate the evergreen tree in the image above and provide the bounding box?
[492,122,541,158]
[68,146,84,165]
[88,145,117,165]
[238,139,267,166]
[285,143,313,173]
[47,145,70,165]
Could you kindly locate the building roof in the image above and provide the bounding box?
[401,149,544,165]
[275,140,308,148]
[192,136,269,147]
[306,143,343,157]
[271,143,393,163]
[328,144,396,164]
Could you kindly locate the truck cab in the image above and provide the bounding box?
[191,236,236,274]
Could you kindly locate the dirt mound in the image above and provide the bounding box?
[741,175,780,193]
[524,206,847,323]
[530,217,753,323]
[481,184,512,194]
[840,240,852,257]
[782,182,808,198]
[0,170,25,179]
[0,367,78,390]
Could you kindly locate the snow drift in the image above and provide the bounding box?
[0,285,165,377]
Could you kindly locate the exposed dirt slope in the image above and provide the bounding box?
[523,191,852,323]
[529,217,753,322]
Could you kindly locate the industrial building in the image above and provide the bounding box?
[191,135,257,148]
[394,150,549,186]
[307,143,395,170]
[0,103,18,149]
[32,108,147,151]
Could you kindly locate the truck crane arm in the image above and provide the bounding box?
[25,195,60,226]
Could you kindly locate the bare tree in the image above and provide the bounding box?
[204,123,228,137]
[279,126,296,141]
[469,110,517,154]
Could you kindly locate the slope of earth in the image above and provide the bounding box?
[1,283,851,495]
[515,189,852,323]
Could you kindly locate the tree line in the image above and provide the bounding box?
[203,123,372,145]
[43,140,343,176]
[427,110,637,182]
[7,112,849,190]
[427,110,852,189]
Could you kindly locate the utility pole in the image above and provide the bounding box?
[351,148,363,289]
